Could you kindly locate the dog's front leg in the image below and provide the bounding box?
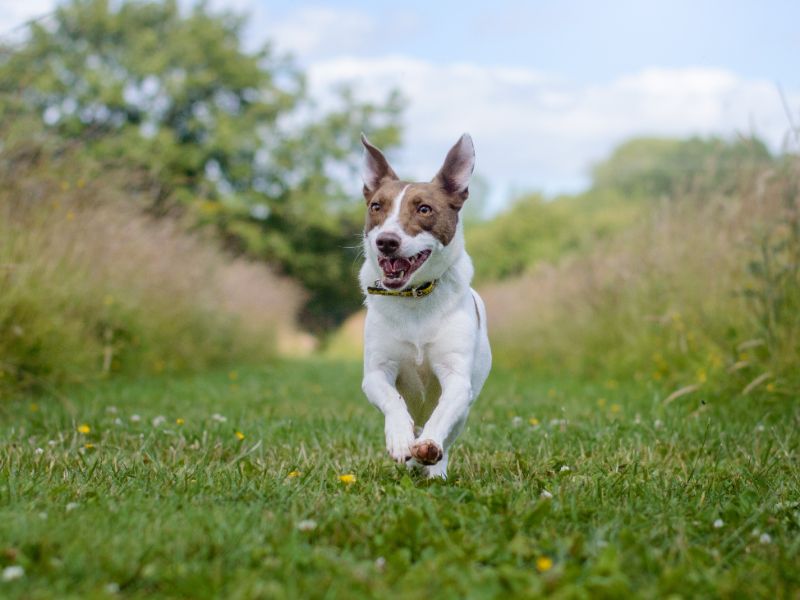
[411,364,473,477]
[362,368,416,463]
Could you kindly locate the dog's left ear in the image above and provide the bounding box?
[433,133,475,206]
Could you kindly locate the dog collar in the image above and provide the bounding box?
[367,279,437,298]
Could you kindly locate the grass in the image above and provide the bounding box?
[1,360,798,598]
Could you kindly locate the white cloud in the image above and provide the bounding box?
[306,56,800,208]
[0,0,54,35]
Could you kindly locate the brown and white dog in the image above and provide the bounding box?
[359,133,492,479]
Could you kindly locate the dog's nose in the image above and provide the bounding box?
[376,232,401,256]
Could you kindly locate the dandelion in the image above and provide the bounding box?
[597,398,607,408]
[151,415,166,427]
[610,404,621,414]
[84,443,95,450]
[211,413,227,423]
[559,465,571,473]
[235,431,245,441]
[713,519,724,529]
[77,424,91,434]
[339,474,356,485]
[535,556,553,572]
[296,519,317,531]
[540,490,553,500]
[529,417,540,426]
[288,470,301,478]
[2,566,24,582]
[176,418,185,425]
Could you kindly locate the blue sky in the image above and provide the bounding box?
[2,0,799,211]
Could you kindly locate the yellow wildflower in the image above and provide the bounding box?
[529,417,539,426]
[176,418,185,425]
[77,424,91,434]
[766,383,776,392]
[339,474,356,485]
[547,389,556,398]
[29,403,39,412]
[235,431,245,441]
[228,370,239,381]
[84,443,95,450]
[597,398,607,408]
[288,470,301,478]
[610,404,621,414]
[536,556,553,572]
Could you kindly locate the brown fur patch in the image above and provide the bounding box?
[364,181,466,246]
[363,180,407,233]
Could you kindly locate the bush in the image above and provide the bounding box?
[0,129,303,393]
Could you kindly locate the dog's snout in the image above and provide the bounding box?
[376,232,401,256]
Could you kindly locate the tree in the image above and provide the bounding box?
[0,0,403,329]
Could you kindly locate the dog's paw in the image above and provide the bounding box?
[410,439,443,465]
[385,422,415,464]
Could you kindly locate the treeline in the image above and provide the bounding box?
[0,0,403,330]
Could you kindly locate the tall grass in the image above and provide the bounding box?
[482,157,800,397]
[0,133,304,393]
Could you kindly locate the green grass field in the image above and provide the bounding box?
[1,360,798,598]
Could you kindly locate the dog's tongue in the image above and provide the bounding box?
[390,257,411,272]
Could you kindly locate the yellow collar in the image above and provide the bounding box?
[367,280,437,298]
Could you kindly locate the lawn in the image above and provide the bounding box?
[1,360,798,598]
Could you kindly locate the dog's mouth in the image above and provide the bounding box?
[377,249,432,289]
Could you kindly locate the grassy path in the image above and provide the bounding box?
[1,360,798,598]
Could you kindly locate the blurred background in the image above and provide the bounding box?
[1,0,798,398]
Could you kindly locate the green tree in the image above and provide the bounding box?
[0,0,402,329]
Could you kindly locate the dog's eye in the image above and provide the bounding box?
[369,202,381,213]
[417,204,432,215]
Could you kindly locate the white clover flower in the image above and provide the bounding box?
[713,519,724,529]
[34,447,44,455]
[560,465,571,473]
[296,519,317,531]
[511,416,523,427]
[65,502,79,512]
[759,533,772,544]
[755,424,766,433]
[2,566,24,582]
[540,490,553,499]
[211,413,227,423]
[654,419,663,430]
[106,406,118,414]
[130,414,141,423]
[375,556,386,570]
[114,418,123,425]
[48,440,57,447]
[105,582,120,594]
[151,415,166,427]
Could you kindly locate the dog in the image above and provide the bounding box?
[358,133,491,479]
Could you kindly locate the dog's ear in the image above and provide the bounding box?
[433,134,475,206]
[361,133,398,197]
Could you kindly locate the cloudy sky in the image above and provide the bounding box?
[2,0,799,210]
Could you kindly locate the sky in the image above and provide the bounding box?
[2,0,799,211]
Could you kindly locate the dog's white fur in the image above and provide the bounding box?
[359,134,491,479]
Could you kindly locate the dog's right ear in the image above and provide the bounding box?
[361,133,398,198]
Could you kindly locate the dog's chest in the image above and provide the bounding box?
[395,349,441,426]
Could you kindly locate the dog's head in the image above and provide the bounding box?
[360,134,475,290]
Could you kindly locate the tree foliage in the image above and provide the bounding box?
[0,0,403,328]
